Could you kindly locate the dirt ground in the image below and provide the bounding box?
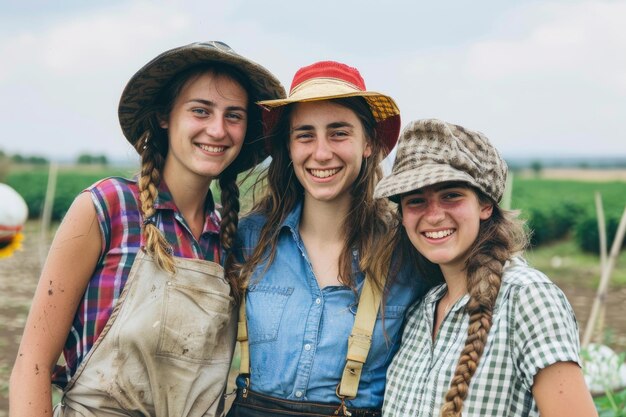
[1,222,626,414]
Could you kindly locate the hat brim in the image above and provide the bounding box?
[374,163,480,203]
[118,42,285,164]
[258,76,399,122]
[258,87,401,155]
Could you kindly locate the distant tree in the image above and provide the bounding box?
[27,156,48,165]
[530,160,543,177]
[96,155,109,165]
[77,153,109,165]
[0,151,9,181]
[10,154,48,165]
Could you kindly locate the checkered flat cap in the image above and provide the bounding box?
[374,118,507,203]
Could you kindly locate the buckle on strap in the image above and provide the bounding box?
[335,384,354,416]
[241,375,250,399]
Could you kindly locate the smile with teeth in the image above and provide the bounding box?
[197,144,226,153]
[309,168,341,178]
[423,229,455,239]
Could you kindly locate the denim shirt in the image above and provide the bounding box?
[235,202,428,408]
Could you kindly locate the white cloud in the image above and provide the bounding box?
[467,1,626,91]
[0,0,624,160]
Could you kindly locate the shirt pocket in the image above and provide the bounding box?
[364,305,408,372]
[246,284,294,345]
[157,282,233,363]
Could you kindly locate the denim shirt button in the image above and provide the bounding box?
[315,298,321,305]
[295,390,303,398]
[304,344,311,351]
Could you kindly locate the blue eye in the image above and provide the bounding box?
[226,112,245,121]
[191,108,209,116]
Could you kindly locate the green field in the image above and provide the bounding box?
[4,165,626,286]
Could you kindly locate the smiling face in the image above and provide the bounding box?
[288,101,372,206]
[160,71,248,182]
[400,182,493,276]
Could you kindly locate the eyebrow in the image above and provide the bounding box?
[290,121,355,133]
[186,99,247,113]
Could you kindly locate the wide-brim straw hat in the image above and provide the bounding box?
[257,61,401,154]
[118,41,286,172]
[374,119,507,203]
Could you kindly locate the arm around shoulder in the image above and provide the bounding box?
[9,192,102,417]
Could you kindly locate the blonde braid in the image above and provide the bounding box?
[135,131,176,274]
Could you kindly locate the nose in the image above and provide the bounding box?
[423,201,445,224]
[313,137,333,161]
[206,116,226,140]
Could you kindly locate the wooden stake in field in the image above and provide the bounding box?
[39,161,58,268]
[593,192,608,343]
[582,204,626,347]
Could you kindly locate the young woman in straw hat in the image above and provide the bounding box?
[10,41,284,417]
[375,119,597,417]
[226,62,430,417]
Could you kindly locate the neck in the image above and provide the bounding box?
[162,164,212,222]
[299,194,351,242]
[440,265,468,299]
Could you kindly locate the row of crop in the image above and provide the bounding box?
[512,178,626,253]
[5,167,134,220]
[4,169,626,254]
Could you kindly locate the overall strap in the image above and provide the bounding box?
[337,275,384,400]
[238,297,250,373]
[237,275,385,404]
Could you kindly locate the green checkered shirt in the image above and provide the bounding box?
[383,257,581,417]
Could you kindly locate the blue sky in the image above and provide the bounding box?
[1,0,625,163]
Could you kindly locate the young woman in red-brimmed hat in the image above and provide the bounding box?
[226,61,431,417]
[10,42,284,417]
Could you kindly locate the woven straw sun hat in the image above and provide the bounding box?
[118,41,286,172]
[374,118,508,203]
[257,61,401,154]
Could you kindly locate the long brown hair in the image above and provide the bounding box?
[438,191,527,417]
[132,63,262,299]
[237,97,393,293]
[375,186,528,417]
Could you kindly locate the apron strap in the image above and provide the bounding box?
[236,274,385,402]
[337,275,383,400]
[238,296,250,373]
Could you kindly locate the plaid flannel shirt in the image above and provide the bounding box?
[52,177,221,387]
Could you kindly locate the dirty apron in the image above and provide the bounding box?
[54,250,237,417]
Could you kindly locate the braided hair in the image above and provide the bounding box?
[132,63,260,298]
[438,191,528,417]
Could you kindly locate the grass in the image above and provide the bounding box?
[526,238,626,288]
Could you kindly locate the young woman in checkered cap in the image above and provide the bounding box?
[10,42,285,417]
[375,119,597,417]
[226,62,430,416]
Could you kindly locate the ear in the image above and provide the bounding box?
[479,203,494,220]
[363,142,372,158]
[158,114,169,129]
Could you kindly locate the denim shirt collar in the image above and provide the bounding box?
[280,200,304,234]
